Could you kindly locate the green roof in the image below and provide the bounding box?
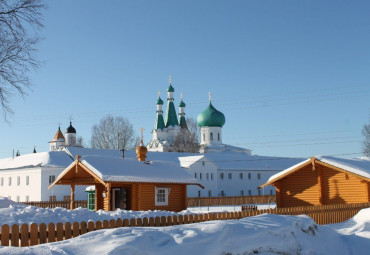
[165,101,178,127]
[197,102,226,127]
[179,116,188,129]
[155,114,165,130]
[156,97,164,105]
[179,100,186,107]
[167,84,175,92]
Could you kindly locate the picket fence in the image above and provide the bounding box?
[1,202,369,247]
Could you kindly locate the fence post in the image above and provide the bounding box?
[20,224,29,247]
[10,224,19,247]
[39,223,47,244]
[47,223,56,243]
[1,224,9,247]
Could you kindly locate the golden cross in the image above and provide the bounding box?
[180,92,183,100]
[209,92,212,102]
[158,90,161,98]
[140,128,144,141]
[169,75,172,84]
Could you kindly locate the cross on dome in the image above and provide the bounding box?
[209,92,212,102]
[180,92,183,100]
[169,75,172,84]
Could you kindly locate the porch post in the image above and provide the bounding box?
[106,183,111,211]
[70,184,75,210]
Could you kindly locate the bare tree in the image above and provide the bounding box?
[363,124,370,157]
[171,117,200,153]
[0,0,45,118]
[75,136,84,148]
[91,115,139,150]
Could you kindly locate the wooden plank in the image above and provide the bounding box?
[95,221,102,230]
[130,218,136,227]
[47,223,56,243]
[88,221,95,232]
[1,224,9,247]
[109,219,116,228]
[65,222,72,240]
[102,220,109,229]
[116,219,123,228]
[166,216,173,226]
[56,223,64,241]
[149,217,154,227]
[123,219,129,227]
[136,218,143,227]
[30,223,38,245]
[160,216,167,226]
[72,222,80,238]
[155,217,160,227]
[39,223,47,244]
[20,224,29,247]
[143,217,149,227]
[10,224,19,247]
[80,222,87,235]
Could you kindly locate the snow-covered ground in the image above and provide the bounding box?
[0,197,370,254]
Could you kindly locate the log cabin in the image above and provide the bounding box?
[260,156,370,208]
[48,142,202,212]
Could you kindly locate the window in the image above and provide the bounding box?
[198,190,201,197]
[210,132,213,141]
[228,173,232,179]
[203,133,205,141]
[218,133,220,141]
[49,175,56,184]
[25,196,29,202]
[8,177,11,186]
[0,177,3,186]
[270,190,273,195]
[258,189,261,195]
[194,173,197,178]
[211,173,213,180]
[208,190,212,197]
[16,196,20,202]
[199,173,202,180]
[155,187,170,206]
[49,196,56,202]
[248,190,251,196]
[206,173,209,180]
[26,176,29,185]
[257,173,261,180]
[220,190,225,197]
[202,161,205,167]
[240,190,244,196]
[239,173,243,179]
[248,173,251,179]
[220,173,224,180]
[17,176,20,186]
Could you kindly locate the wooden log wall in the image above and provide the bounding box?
[1,202,369,247]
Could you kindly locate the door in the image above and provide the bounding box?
[112,188,126,210]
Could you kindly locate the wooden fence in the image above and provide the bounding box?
[2,202,369,247]
[23,200,87,209]
[187,195,276,207]
[22,196,275,209]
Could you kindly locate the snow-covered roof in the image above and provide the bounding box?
[262,156,370,187]
[317,156,370,180]
[179,151,303,171]
[0,151,73,170]
[61,155,199,185]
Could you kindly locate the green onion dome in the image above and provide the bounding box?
[156,97,164,105]
[179,100,186,107]
[197,102,226,127]
[167,84,175,92]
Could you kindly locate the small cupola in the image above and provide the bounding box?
[136,128,148,161]
[66,122,76,134]
[65,119,77,147]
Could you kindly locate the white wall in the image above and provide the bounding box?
[185,159,219,197]
[42,167,88,201]
[217,170,278,197]
[0,167,42,202]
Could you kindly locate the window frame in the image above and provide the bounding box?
[155,187,170,206]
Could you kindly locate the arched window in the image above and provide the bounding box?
[203,133,205,142]
[218,133,220,141]
[210,132,213,141]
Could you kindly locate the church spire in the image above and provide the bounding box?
[165,75,178,127]
[178,92,187,129]
[154,91,165,130]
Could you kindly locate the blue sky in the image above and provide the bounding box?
[0,0,369,158]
